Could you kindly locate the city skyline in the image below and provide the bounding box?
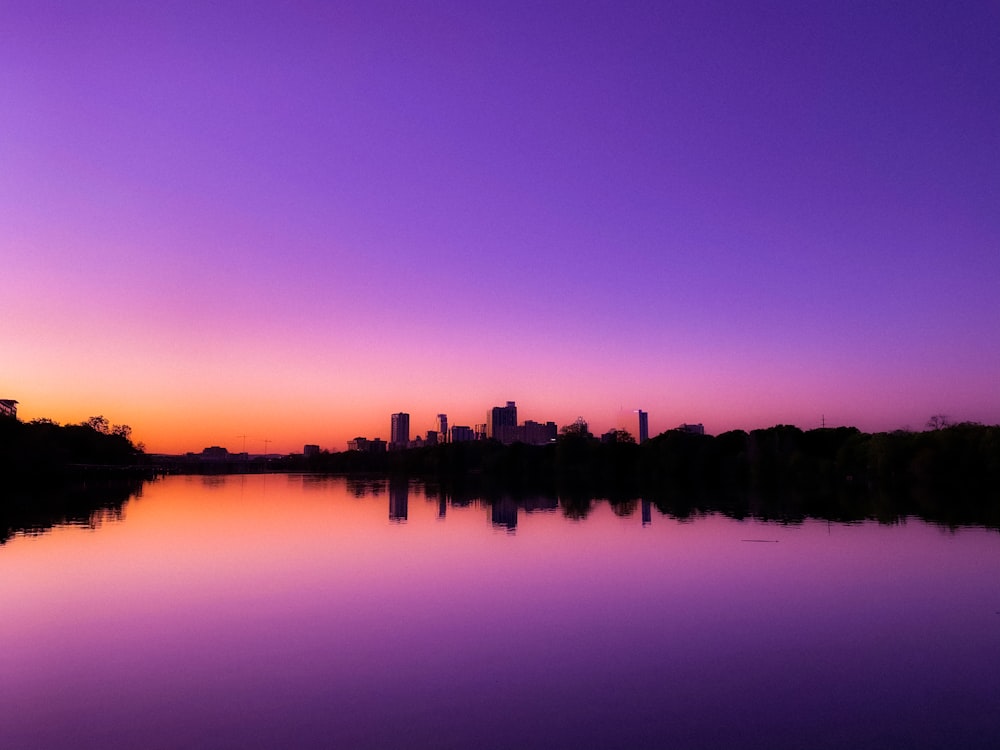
[3,1,998,454]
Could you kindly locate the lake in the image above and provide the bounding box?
[2,474,999,749]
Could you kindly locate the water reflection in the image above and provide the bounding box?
[274,475,1000,533]
[0,478,143,545]
[490,496,518,531]
[388,477,408,522]
[3,474,1000,750]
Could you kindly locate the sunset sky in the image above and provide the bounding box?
[3,1,998,454]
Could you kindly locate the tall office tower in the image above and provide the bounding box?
[637,410,649,444]
[450,425,474,442]
[488,401,517,443]
[390,412,410,447]
[436,414,448,443]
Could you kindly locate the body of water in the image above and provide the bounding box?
[2,474,998,748]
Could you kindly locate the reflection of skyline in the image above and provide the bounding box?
[490,497,518,532]
[7,473,999,750]
[388,478,408,523]
[8,473,999,544]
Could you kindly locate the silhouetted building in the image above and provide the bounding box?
[451,425,474,442]
[303,444,320,457]
[484,402,556,445]
[391,412,410,448]
[436,414,448,443]
[677,423,705,435]
[425,430,439,446]
[637,410,649,443]
[200,446,229,461]
[522,420,558,445]
[0,399,17,420]
[488,401,518,443]
[474,423,487,440]
[347,437,386,453]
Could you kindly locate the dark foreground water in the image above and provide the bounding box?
[2,474,999,749]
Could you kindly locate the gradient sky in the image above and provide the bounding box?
[2,1,998,453]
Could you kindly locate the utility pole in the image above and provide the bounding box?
[263,438,271,456]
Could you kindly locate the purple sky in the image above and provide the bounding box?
[2,1,998,452]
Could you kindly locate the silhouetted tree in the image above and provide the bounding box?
[560,418,592,439]
[926,414,950,431]
[603,429,635,444]
[86,415,110,434]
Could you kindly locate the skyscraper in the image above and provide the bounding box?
[390,412,410,448]
[488,401,517,443]
[436,414,448,443]
[637,410,649,444]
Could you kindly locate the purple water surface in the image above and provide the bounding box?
[2,475,998,749]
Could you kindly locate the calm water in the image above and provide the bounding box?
[2,474,999,749]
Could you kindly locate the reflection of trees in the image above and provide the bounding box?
[347,478,386,498]
[609,498,637,517]
[201,475,227,489]
[422,478,999,530]
[559,492,593,520]
[0,478,145,545]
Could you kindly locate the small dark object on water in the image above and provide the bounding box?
[741,539,779,543]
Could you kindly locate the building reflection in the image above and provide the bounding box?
[389,478,408,522]
[487,495,558,532]
[490,496,518,531]
[642,498,651,526]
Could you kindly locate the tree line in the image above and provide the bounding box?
[0,415,144,477]
[275,421,1000,493]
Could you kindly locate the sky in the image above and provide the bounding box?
[2,0,998,454]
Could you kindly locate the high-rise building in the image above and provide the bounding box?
[523,420,558,445]
[390,412,410,447]
[637,410,649,444]
[488,401,517,443]
[450,425,474,442]
[436,414,448,443]
[348,437,387,453]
